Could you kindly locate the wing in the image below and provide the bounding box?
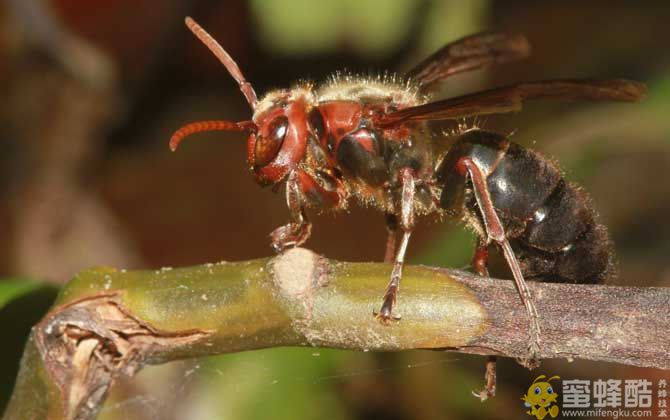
[377,79,647,127]
[406,32,531,90]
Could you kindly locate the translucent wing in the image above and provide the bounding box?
[406,32,531,90]
[377,79,647,127]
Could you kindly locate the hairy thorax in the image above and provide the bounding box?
[305,74,439,216]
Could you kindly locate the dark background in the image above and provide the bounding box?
[1,1,669,419]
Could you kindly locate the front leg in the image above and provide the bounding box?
[270,170,312,252]
[377,168,416,322]
[270,169,346,252]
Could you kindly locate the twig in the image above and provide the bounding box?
[4,248,669,420]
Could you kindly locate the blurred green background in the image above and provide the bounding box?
[1,1,669,419]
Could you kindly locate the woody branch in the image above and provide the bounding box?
[4,248,669,420]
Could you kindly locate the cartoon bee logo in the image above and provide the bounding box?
[522,375,560,420]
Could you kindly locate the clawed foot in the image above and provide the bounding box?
[472,386,495,402]
[472,355,496,401]
[373,291,401,323]
[373,308,402,323]
[522,341,541,369]
[270,222,312,253]
[519,326,541,369]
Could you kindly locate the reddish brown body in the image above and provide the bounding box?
[170,17,645,400]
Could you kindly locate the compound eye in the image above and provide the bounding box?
[534,387,541,395]
[255,115,288,166]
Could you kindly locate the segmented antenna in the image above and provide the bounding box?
[185,17,258,109]
[169,120,255,151]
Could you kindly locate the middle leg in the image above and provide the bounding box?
[376,168,416,322]
[384,213,399,263]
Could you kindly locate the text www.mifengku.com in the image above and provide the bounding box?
[561,407,652,419]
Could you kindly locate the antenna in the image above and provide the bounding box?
[185,17,258,109]
[169,120,255,151]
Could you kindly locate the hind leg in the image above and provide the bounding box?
[470,241,498,401]
[457,157,541,365]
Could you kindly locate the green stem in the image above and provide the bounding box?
[4,248,669,420]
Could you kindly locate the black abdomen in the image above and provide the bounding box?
[437,129,614,284]
[510,178,614,284]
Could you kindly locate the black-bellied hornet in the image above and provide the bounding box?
[170,17,646,399]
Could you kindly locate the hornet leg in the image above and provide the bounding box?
[384,213,399,263]
[376,168,416,322]
[270,170,312,252]
[470,240,498,401]
[457,157,541,367]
